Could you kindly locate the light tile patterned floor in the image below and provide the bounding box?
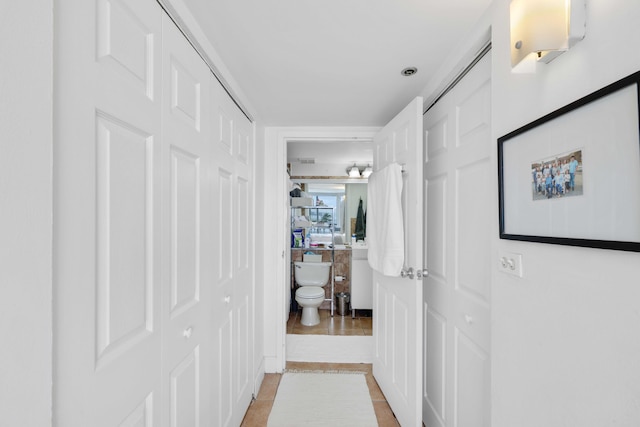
[240,362,401,427]
[287,309,373,336]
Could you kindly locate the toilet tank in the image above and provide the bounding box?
[293,261,332,286]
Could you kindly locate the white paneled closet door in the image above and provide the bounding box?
[422,52,492,427]
[160,13,213,427]
[54,0,255,425]
[54,0,163,425]
[210,76,255,427]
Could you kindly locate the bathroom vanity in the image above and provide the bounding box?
[350,245,372,315]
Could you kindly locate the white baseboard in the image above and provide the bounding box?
[253,358,265,397]
[286,335,373,363]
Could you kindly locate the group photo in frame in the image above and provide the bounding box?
[498,71,640,252]
[531,149,583,201]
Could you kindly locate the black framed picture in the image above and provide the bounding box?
[498,71,640,252]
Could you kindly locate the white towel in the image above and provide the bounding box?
[367,163,404,276]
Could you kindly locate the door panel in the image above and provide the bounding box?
[170,61,202,129]
[372,97,423,427]
[54,0,162,424]
[210,77,255,427]
[454,331,489,427]
[230,95,255,426]
[426,175,447,279]
[457,159,491,302]
[170,348,200,427]
[170,147,200,315]
[96,0,156,99]
[161,13,212,426]
[95,114,155,370]
[216,313,234,427]
[423,52,491,427]
[424,307,446,425]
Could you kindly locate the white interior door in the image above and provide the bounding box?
[422,52,492,427]
[161,13,213,426]
[229,101,255,427]
[210,81,255,427]
[372,97,424,427]
[55,1,255,425]
[54,0,163,424]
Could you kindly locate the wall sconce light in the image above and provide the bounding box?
[510,0,586,72]
[347,164,361,178]
[361,165,373,178]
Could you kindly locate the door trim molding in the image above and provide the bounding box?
[267,127,379,371]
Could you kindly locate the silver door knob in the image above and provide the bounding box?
[416,269,429,279]
[224,295,231,304]
[400,267,414,279]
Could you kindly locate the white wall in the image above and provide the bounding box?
[0,1,53,425]
[486,1,640,425]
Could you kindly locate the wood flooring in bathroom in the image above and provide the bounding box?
[287,309,373,336]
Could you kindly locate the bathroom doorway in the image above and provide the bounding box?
[286,140,373,338]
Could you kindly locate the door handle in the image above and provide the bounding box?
[400,267,414,279]
[224,295,231,304]
[183,327,193,339]
[416,268,429,279]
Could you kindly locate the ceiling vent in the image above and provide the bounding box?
[298,158,315,164]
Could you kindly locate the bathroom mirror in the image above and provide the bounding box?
[293,182,367,239]
[286,138,371,239]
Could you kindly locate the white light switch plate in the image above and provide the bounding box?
[498,251,523,277]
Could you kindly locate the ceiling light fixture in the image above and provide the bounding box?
[401,67,418,76]
[361,165,373,178]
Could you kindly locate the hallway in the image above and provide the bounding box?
[240,362,400,426]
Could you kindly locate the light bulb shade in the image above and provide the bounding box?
[362,166,373,178]
[510,0,586,70]
[348,165,361,177]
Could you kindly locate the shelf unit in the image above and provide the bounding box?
[291,205,336,316]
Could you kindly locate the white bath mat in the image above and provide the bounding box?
[267,372,378,427]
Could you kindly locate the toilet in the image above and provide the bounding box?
[294,261,332,326]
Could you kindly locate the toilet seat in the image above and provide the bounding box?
[296,286,324,299]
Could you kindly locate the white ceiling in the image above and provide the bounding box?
[183,0,492,127]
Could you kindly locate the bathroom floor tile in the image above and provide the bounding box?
[373,401,402,427]
[240,399,273,426]
[256,374,281,401]
[290,309,373,336]
[367,375,386,401]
